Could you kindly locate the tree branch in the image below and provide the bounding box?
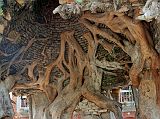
[95,59,124,70]
[80,18,125,51]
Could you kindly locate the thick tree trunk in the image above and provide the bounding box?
[138,20,160,119]
[0,81,14,118]
[28,95,33,119]
[47,88,81,119]
[30,92,51,119]
[101,112,111,119]
[0,75,19,118]
[132,86,140,119]
[139,70,160,119]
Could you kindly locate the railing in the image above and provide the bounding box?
[16,96,29,117]
[119,87,136,112]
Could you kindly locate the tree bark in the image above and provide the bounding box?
[42,31,123,119]
[132,86,140,119]
[30,92,51,119]
[28,95,33,119]
[138,20,160,119]
[139,70,160,119]
[0,81,14,118]
[0,75,19,118]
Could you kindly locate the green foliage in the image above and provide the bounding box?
[76,0,83,3]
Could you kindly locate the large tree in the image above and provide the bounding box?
[0,0,159,119]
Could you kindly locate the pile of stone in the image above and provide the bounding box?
[75,99,108,115]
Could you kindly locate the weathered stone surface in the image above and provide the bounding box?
[75,99,108,116]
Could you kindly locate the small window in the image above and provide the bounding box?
[21,97,27,107]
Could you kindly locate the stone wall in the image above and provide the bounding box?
[73,99,110,119]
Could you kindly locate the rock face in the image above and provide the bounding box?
[137,0,160,22]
